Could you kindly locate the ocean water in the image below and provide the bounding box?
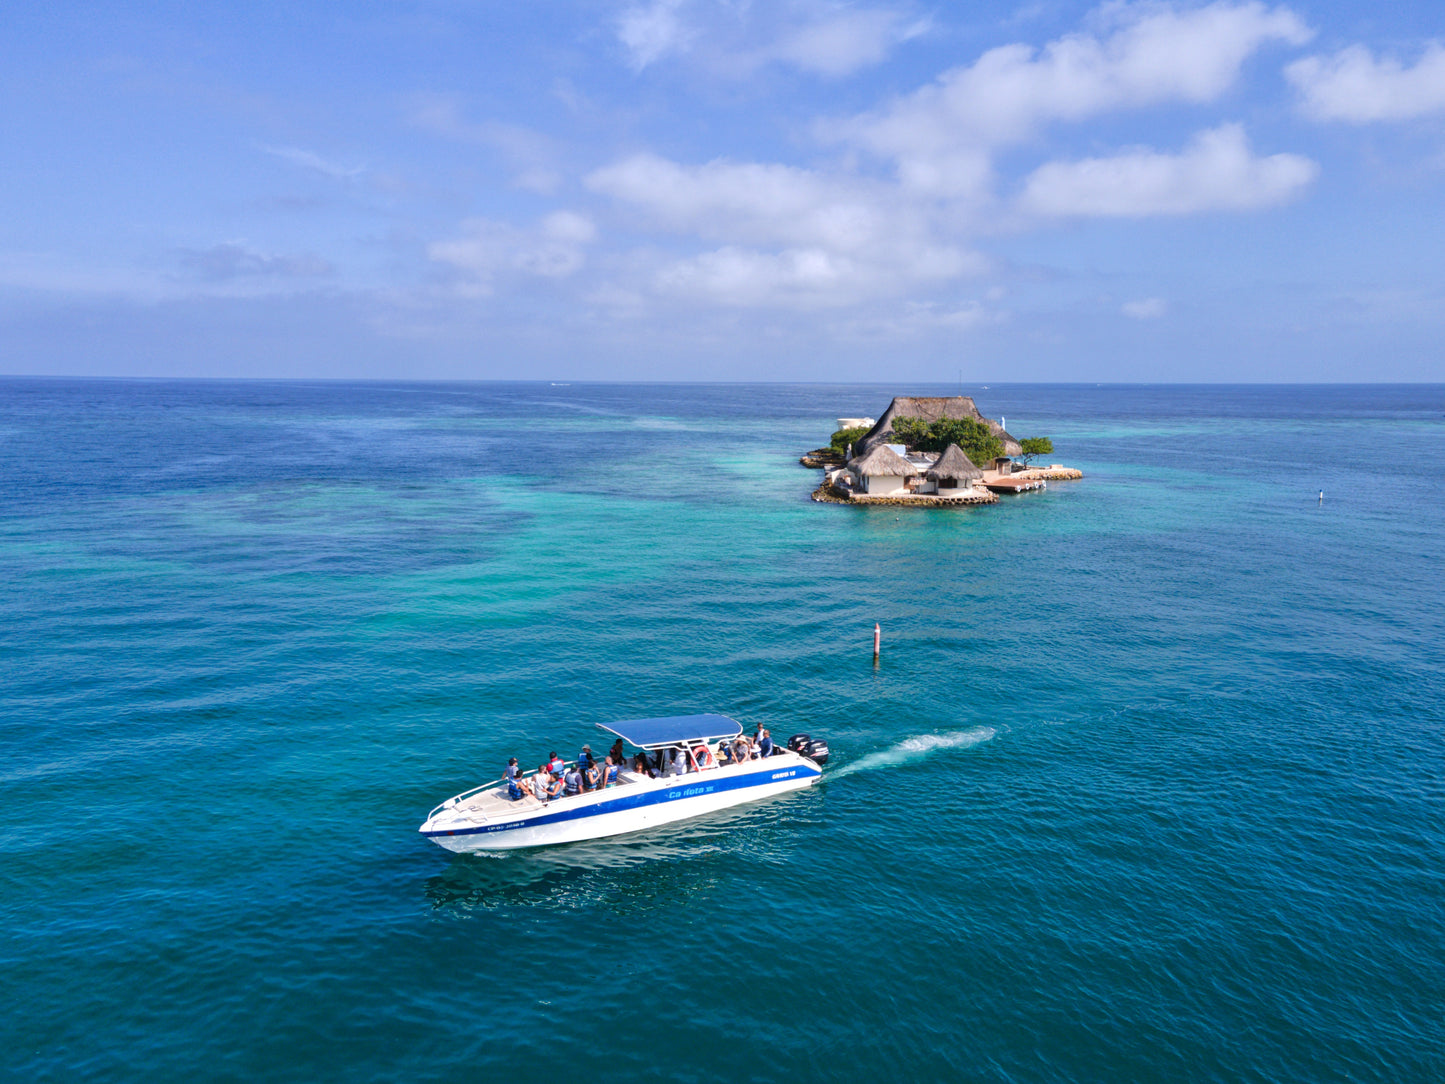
[2,380,1442,1083]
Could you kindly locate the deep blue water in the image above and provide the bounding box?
[2,380,1442,1082]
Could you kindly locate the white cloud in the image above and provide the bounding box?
[1122,297,1167,319]
[1287,43,1445,122]
[178,243,333,281]
[589,154,889,251]
[1018,124,1317,216]
[619,0,692,70]
[428,212,597,295]
[411,98,563,193]
[836,1,1311,192]
[586,152,984,305]
[259,144,364,180]
[617,1,928,77]
[765,8,931,77]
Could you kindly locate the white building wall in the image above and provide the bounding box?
[864,474,908,495]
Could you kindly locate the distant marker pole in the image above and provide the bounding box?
[873,623,881,660]
[1319,490,1324,504]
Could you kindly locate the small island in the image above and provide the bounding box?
[804,396,1083,507]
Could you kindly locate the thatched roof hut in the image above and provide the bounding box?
[858,395,1023,457]
[925,443,983,485]
[852,444,916,476]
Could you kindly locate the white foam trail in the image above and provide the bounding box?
[829,727,996,779]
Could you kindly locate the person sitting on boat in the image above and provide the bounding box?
[563,765,583,797]
[546,769,566,802]
[666,746,690,776]
[756,729,774,759]
[600,755,620,788]
[504,757,525,800]
[608,738,625,768]
[632,751,654,777]
[532,765,553,802]
[577,745,596,790]
[732,737,751,765]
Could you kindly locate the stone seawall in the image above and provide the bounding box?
[811,483,999,507]
[1016,467,1084,480]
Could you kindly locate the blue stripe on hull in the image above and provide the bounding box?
[422,764,821,839]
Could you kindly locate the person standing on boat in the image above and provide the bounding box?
[756,730,774,759]
[608,738,625,768]
[547,751,564,776]
[600,755,620,788]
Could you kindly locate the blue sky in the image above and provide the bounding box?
[3,1,1443,381]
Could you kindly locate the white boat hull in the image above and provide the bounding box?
[420,754,821,853]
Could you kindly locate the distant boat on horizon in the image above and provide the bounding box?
[551,382,571,386]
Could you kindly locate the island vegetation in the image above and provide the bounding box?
[805,395,1082,506]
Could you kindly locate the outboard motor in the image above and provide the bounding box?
[787,733,830,766]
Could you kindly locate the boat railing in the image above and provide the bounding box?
[427,780,501,821]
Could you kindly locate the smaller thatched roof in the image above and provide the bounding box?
[852,443,917,476]
[925,443,983,482]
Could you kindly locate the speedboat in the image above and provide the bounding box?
[419,714,828,853]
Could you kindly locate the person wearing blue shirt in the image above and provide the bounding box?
[756,730,774,758]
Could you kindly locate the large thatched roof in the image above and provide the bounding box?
[859,395,1022,457]
[925,443,983,482]
[852,443,917,476]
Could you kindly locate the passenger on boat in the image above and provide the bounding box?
[546,771,566,801]
[584,760,602,791]
[563,765,583,797]
[756,729,774,758]
[732,737,751,764]
[577,745,596,790]
[547,751,564,776]
[608,738,625,767]
[664,746,688,776]
[600,755,620,788]
[692,744,714,769]
[633,751,655,777]
[504,757,526,800]
[532,765,552,802]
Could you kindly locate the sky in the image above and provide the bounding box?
[2,1,1444,382]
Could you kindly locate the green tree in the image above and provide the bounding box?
[891,416,1002,465]
[1018,436,1054,465]
[829,425,872,456]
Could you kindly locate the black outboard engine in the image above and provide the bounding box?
[787,733,830,765]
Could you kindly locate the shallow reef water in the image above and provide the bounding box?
[2,379,1442,1082]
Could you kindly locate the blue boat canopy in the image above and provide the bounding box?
[596,714,743,749]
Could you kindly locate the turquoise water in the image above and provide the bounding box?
[2,380,1442,1082]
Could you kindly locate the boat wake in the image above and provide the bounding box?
[829,728,996,779]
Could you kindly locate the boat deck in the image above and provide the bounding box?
[453,772,650,817]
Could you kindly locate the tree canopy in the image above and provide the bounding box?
[1018,437,1054,465]
[829,425,871,455]
[891,416,1003,465]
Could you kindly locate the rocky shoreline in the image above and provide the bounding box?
[811,482,999,506]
